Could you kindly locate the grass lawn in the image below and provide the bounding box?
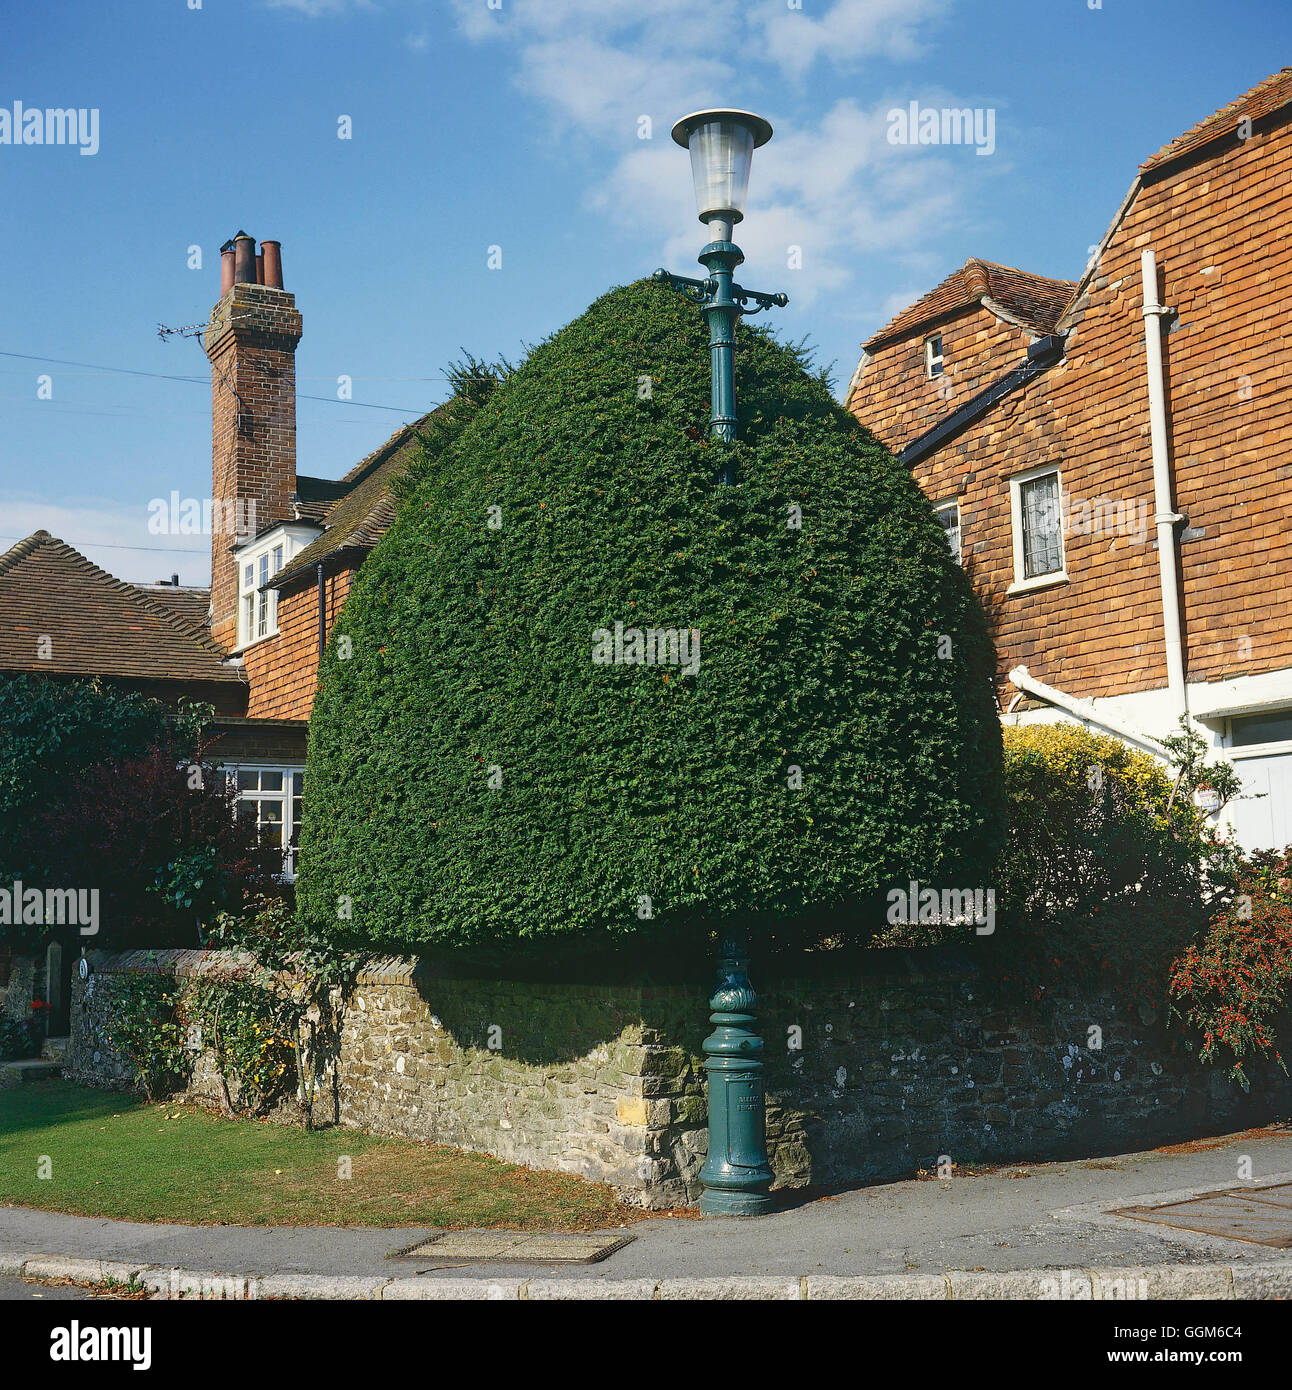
[0,1080,645,1230]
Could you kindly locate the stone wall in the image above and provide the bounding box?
[0,953,34,1020]
[67,947,1290,1209]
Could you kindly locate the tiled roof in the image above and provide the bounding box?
[864,259,1077,350]
[135,583,210,629]
[291,473,348,524]
[1141,67,1292,174]
[0,532,242,684]
[271,410,440,588]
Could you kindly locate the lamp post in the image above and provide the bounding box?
[655,110,785,1216]
[654,109,788,484]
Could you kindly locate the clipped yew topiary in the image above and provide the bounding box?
[298,279,1002,953]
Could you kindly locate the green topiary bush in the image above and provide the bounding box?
[299,279,1002,952]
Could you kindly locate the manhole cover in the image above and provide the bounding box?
[1113,1182,1292,1248]
[390,1231,636,1264]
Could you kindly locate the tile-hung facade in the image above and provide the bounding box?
[847,67,1292,852]
[0,231,434,879]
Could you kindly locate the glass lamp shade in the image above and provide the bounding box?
[671,110,773,225]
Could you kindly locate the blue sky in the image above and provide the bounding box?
[2,0,1289,584]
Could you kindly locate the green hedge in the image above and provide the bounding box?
[299,279,1002,949]
[997,723,1209,922]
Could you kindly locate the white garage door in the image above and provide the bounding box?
[1229,750,1292,852]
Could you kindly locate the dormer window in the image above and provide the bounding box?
[241,542,284,645]
[925,333,944,378]
[233,523,322,650]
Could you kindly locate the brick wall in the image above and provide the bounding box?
[205,282,303,653]
[848,108,1292,704]
[241,566,353,721]
[852,305,1028,459]
[68,946,1288,1209]
[204,723,308,766]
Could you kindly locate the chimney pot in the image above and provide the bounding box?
[232,233,256,284]
[220,244,235,295]
[256,252,265,285]
[261,240,284,289]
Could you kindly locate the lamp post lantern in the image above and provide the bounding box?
[654,109,788,484]
[655,109,785,1217]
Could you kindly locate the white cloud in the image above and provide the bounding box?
[266,0,373,15]
[450,0,730,47]
[591,97,969,308]
[447,0,976,307]
[757,0,952,81]
[0,497,210,587]
[443,0,743,141]
[509,35,733,142]
[446,0,954,98]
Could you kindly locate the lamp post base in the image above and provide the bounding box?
[699,1185,775,1218]
[698,932,776,1217]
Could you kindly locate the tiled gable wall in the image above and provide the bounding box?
[241,566,355,722]
[849,113,1292,704]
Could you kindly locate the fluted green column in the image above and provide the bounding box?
[698,933,775,1215]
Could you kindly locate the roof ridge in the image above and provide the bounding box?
[0,531,242,685]
[269,406,448,590]
[1141,66,1292,174]
[10,532,230,664]
[974,257,1077,285]
[129,581,216,649]
[114,570,229,660]
[0,530,53,579]
[332,412,433,490]
[863,257,1077,351]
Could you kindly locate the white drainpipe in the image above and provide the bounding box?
[1140,248,1187,715]
[1007,665,1171,760]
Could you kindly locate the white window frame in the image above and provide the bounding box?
[1225,711,1292,761]
[232,523,321,651]
[1008,463,1068,594]
[227,764,305,881]
[924,333,944,378]
[933,499,962,565]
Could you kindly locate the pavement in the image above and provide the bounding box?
[0,1275,87,1301]
[2,1125,1290,1299]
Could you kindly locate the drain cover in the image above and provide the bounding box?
[1114,1182,1292,1248]
[391,1231,636,1264]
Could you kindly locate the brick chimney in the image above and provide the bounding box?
[204,231,302,651]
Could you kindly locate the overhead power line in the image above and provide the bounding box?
[0,349,438,414]
[0,533,208,556]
